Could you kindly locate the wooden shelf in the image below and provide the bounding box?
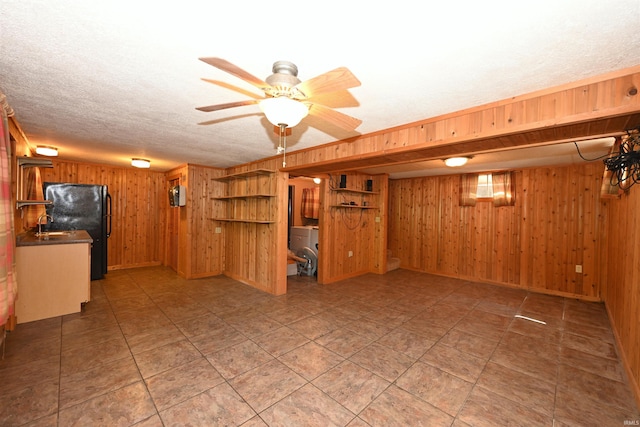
[332,188,379,195]
[212,169,275,182]
[211,169,276,223]
[211,193,275,200]
[330,205,377,209]
[210,218,274,224]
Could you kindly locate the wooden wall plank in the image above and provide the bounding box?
[37,159,167,271]
[604,184,640,408]
[388,162,604,300]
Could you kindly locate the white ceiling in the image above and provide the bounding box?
[1,1,639,174]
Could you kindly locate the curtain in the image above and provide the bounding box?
[301,187,319,219]
[0,94,17,326]
[459,174,478,206]
[492,171,515,206]
[601,137,623,198]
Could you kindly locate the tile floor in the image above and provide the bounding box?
[1,266,639,426]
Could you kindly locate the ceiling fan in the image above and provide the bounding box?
[196,58,362,132]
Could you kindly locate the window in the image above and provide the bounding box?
[476,174,493,199]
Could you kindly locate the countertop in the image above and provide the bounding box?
[16,230,93,247]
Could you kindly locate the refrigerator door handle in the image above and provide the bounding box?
[106,192,112,238]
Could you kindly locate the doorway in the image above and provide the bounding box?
[287,177,320,280]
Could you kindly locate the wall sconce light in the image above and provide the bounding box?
[444,156,469,167]
[131,158,151,169]
[604,129,640,190]
[35,145,58,156]
[313,177,322,184]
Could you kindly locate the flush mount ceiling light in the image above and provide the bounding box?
[259,97,309,128]
[444,157,470,167]
[131,158,150,169]
[35,145,58,156]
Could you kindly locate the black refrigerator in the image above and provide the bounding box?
[43,183,111,280]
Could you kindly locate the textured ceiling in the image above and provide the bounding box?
[1,1,639,173]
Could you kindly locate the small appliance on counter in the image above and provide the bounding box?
[43,182,111,280]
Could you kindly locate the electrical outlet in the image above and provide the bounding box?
[348,251,353,257]
[575,265,582,273]
[215,227,222,234]
[375,216,381,223]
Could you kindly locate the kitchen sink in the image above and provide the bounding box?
[35,231,72,238]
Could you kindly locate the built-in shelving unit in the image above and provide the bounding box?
[330,187,378,209]
[16,157,54,209]
[210,169,276,223]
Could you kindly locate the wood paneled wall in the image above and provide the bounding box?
[318,172,388,283]
[220,158,288,295]
[388,162,606,300]
[166,164,226,279]
[39,159,168,270]
[603,186,640,406]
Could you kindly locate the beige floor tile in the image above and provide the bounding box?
[560,346,626,382]
[60,336,131,376]
[396,362,473,416]
[458,387,552,426]
[438,328,499,360]
[288,314,337,340]
[490,344,559,384]
[206,339,274,379]
[558,364,639,412]
[253,326,310,357]
[475,361,556,417]
[159,382,255,426]
[133,339,202,379]
[360,385,453,427]
[59,356,141,409]
[259,383,355,427]
[173,311,227,338]
[315,327,373,358]
[0,379,59,426]
[313,360,390,414]
[279,341,345,380]
[229,359,307,413]
[145,357,224,411]
[421,342,487,383]
[562,330,618,359]
[376,327,436,359]
[58,381,156,426]
[454,308,512,341]
[349,341,414,382]
[189,324,248,355]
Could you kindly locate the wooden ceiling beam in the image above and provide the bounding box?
[282,66,640,176]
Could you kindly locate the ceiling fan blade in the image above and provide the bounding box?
[292,67,361,99]
[196,99,258,112]
[201,78,265,100]
[199,57,271,92]
[307,103,362,132]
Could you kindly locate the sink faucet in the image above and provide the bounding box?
[37,213,53,235]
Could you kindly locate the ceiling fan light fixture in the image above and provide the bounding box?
[131,158,151,169]
[35,145,58,156]
[444,157,469,167]
[259,96,309,128]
